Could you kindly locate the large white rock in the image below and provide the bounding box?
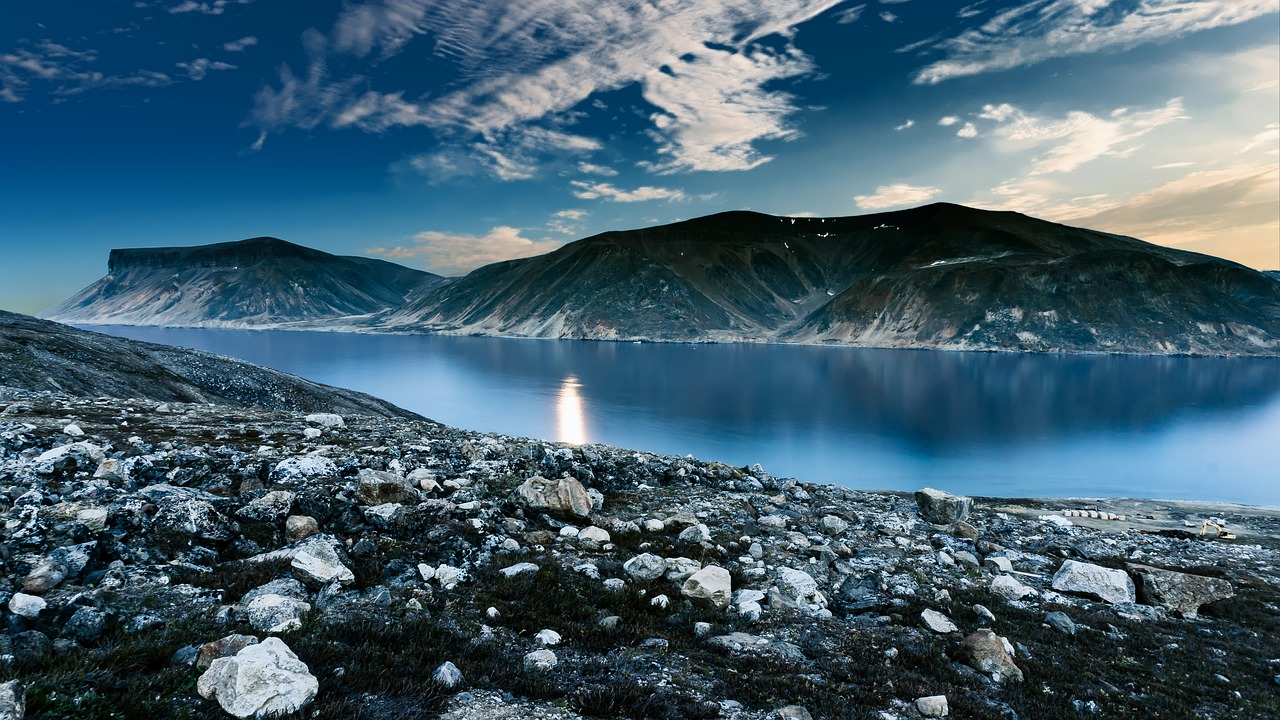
[8,593,46,619]
[197,637,318,719]
[1051,560,1135,605]
[681,566,732,610]
[514,475,592,519]
[290,536,355,587]
[623,553,668,582]
[245,594,311,633]
[775,567,819,603]
[304,413,345,428]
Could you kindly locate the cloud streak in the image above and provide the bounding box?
[254,0,845,175]
[571,181,687,203]
[854,183,941,210]
[913,0,1279,85]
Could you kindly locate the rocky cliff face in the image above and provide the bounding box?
[381,204,1280,356]
[42,237,442,327]
[0,311,419,418]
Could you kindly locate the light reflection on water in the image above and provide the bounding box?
[556,374,587,446]
[87,326,1280,505]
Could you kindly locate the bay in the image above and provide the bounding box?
[91,326,1280,504]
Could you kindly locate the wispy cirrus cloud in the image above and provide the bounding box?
[854,183,941,210]
[253,0,844,176]
[913,0,1279,85]
[0,40,171,102]
[570,181,687,202]
[169,0,252,15]
[981,98,1188,174]
[367,226,563,276]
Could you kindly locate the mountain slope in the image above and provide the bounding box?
[42,237,443,327]
[0,311,420,418]
[381,204,1280,355]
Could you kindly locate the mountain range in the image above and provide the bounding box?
[42,204,1280,356]
[43,236,442,327]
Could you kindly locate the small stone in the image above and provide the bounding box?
[499,562,540,578]
[603,578,626,592]
[915,488,973,524]
[693,621,713,638]
[776,705,814,720]
[356,468,419,506]
[62,423,84,436]
[197,637,318,719]
[921,609,958,634]
[435,565,466,590]
[237,491,296,524]
[623,553,667,582]
[577,526,611,546]
[820,515,849,536]
[664,557,702,582]
[523,649,558,671]
[0,680,24,720]
[62,606,107,644]
[245,594,311,633]
[418,564,436,581]
[197,634,260,672]
[22,563,65,595]
[8,593,46,619]
[642,519,665,533]
[535,629,562,646]
[678,524,711,543]
[285,515,320,542]
[681,566,732,610]
[991,574,1035,601]
[650,594,671,610]
[1045,611,1077,635]
[915,695,949,718]
[76,507,109,532]
[290,536,355,587]
[973,604,996,623]
[984,556,1013,574]
[599,616,621,633]
[950,521,980,539]
[432,661,463,688]
[776,567,819,604]
[956,629,1023,684]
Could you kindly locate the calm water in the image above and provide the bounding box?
[92,327,1280,505]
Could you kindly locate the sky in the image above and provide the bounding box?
[1,0,1277,314]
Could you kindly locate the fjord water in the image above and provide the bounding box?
[95,327,1280,505]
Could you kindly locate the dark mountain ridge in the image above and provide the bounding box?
[379,204,1280,355]
[43,236,443,328]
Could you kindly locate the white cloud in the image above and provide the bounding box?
[854,183,941,210]
[914,0,1279,85]
[1239,122,1279,155]
[548,209,589,235]
[223,36,258,52]
[0,40,171,101]
[983,98,1188,174]
[835,5,867,23]
[366,226,563,276]
[169,0,251,15]
[554,209,588,220]
[570,181,687,202]
[255,0,845,175]
[879,11,898,22]
[1154,161,1195,169]
[956,122,978,138]
[895,119,915,131]
[391,127,602,183]
[938,116,959,126]
[577,162,619,176]
[176,58,236,81]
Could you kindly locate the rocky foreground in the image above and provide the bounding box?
[0,390,1277,720]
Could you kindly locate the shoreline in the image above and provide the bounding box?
[1,390,1278,718]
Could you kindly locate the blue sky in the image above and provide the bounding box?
[1,0,1277,313]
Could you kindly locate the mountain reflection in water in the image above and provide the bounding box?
[89,326,1280,504]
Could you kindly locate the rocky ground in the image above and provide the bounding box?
[0,389,1277,720]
